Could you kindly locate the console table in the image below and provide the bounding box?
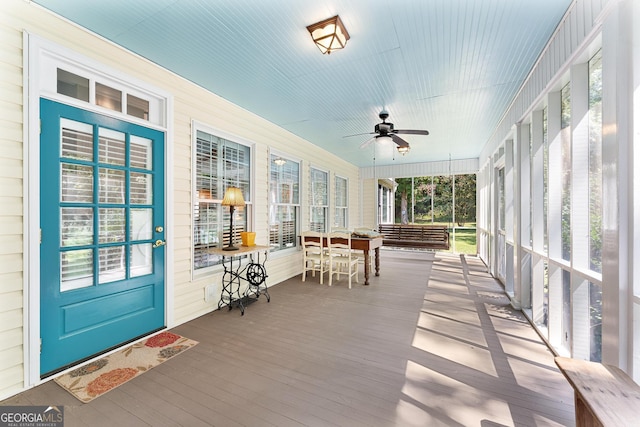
[209,245,270,315]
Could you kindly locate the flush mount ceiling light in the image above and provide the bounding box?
[306,15,350,55]
[274,157,286,166]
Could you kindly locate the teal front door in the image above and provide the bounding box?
[40,98,166,376]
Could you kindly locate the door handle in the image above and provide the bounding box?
[153,239,166,248]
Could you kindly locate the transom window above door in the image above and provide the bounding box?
[36,43,166,127]
[57,68,151,121]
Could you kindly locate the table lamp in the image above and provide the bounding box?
[221,187,245,251]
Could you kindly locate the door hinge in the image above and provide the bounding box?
[40,338,42,354]
[40,228,42,244]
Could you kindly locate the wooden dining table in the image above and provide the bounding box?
[302,235,383,285]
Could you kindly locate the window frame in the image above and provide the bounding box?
[269,153,301,253]
[334,175,348,229]
[309,166,329,232]
[191,121,253,275]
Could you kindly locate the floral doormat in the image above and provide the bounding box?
[54,332,198,403]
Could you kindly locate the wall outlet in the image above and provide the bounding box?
[204,284,218,302]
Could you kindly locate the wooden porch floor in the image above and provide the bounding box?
[3,251,575,426]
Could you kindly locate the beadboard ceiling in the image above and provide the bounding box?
[33,0,571,168]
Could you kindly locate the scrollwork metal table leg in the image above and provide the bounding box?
[245,251,270,302]
[217,254,246,315]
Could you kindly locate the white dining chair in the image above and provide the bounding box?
[301,230,327,284]
[327,231,358,288]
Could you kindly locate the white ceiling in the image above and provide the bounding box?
[33,0,571,167]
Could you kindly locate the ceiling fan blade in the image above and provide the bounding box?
[394,129,430,135]
[344,131,375,138]
[359,137,377,149]
[390,134,410,148]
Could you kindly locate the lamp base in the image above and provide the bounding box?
[223,246,239,251]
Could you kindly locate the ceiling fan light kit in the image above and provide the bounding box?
[397,145,410,155]
[306,15,350,55]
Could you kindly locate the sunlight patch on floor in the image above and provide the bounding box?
[411,325,497,377]
[396,360,513,427]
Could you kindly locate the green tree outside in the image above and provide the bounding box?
[391,174,477,253]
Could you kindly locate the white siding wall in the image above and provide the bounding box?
[0,4,28,400]
[0,0,360,399]
[360,157,479,179]
[360,178,377,229]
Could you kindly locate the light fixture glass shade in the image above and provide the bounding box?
[274,157,286,166]
[376,135,393,145]
[397,145,411,155]
[307,15,350,54]
[221,187,245,206]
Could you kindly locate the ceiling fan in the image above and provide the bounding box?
[352,110,430,155]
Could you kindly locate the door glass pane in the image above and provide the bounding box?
[127,94,150,121]
[130,244,152,278]
[96,82,122,112]
[61,207,93,247]
[57,69,89,102]
[61,249,93,292]
[131,208,153,241]
[99,128,126,166]
[99,168,125,204]
[130,172,152,204]
[99,208,125,243]
[61,163,93,203]
[130,135,153,170]
[61,119,93,161]
[99,246,126,284]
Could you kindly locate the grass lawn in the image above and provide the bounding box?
[449,228,476,254]
[407,219,477,254]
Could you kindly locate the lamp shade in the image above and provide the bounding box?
[221,187,245,207]
[306,15,350,55]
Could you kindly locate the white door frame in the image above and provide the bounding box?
[24,33,174,387]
